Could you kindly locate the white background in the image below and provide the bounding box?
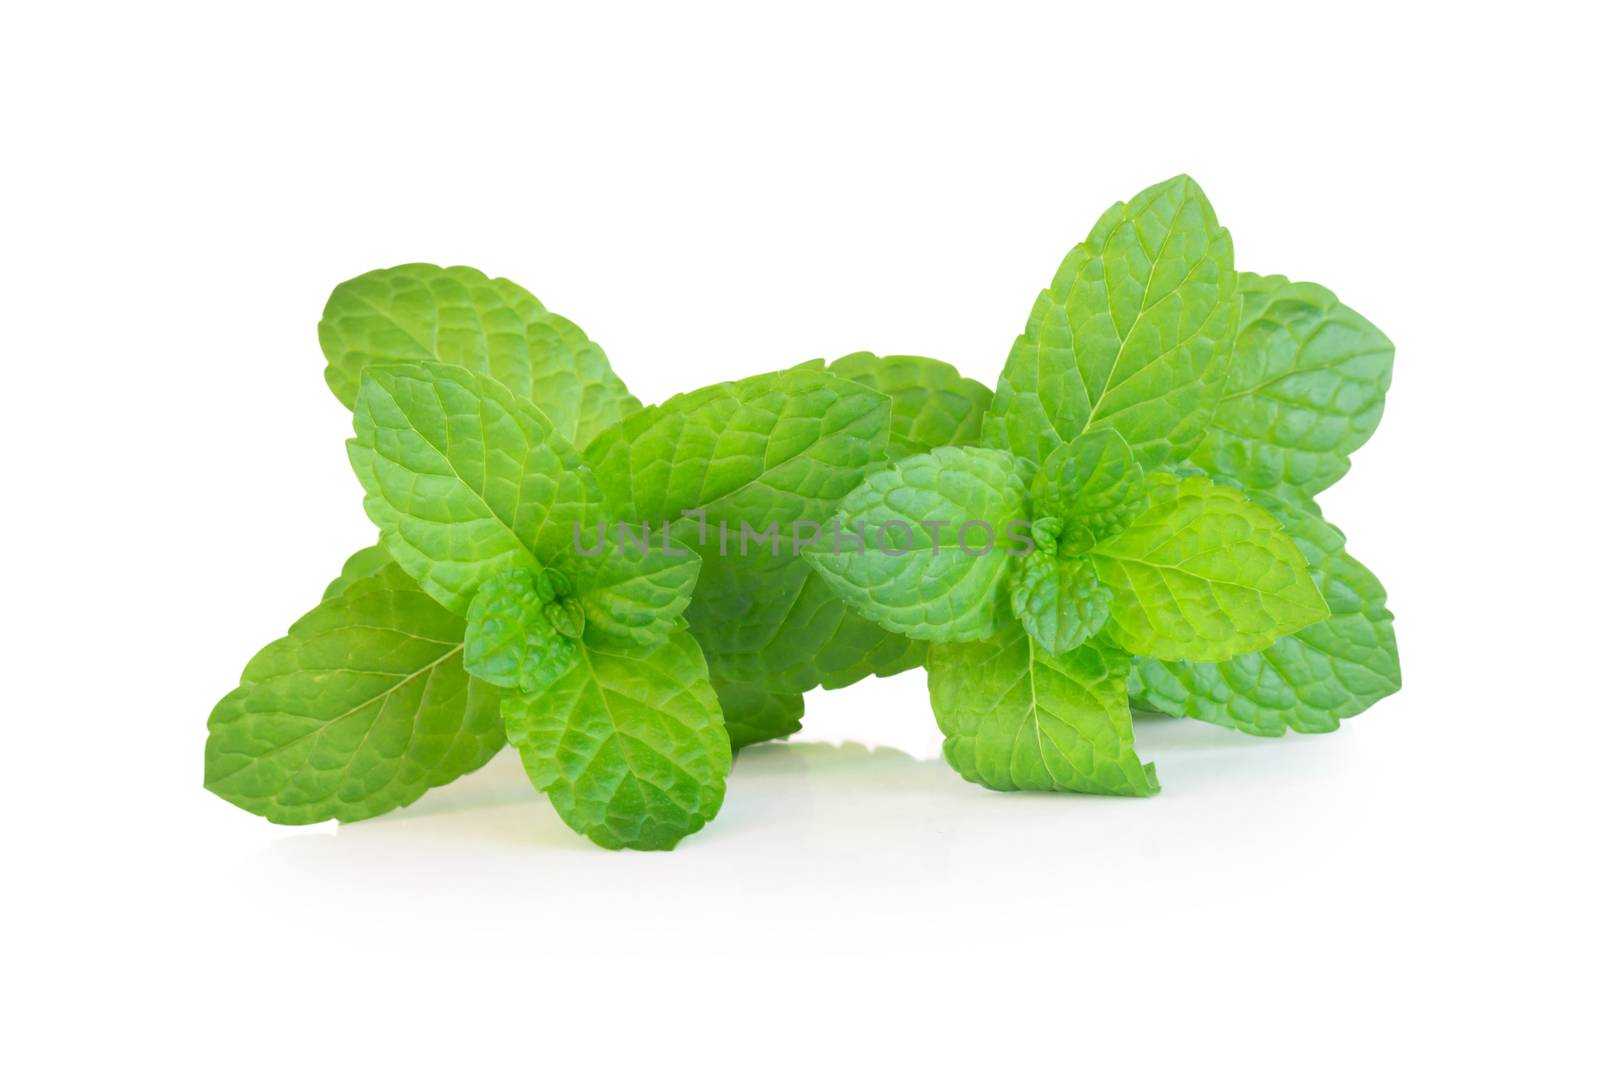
[5,2,1596,1062]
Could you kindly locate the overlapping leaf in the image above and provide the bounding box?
[1089,476,1328,661]
[348,361,603,615]
[1185,273,1394,507]
[205,559,505,824]
[501,629,731,850]
[320,263,641,447]
[984,175,1238,470]
[806,446,1030,642]
[928,623,1158,796]
[1129,498,1399,735]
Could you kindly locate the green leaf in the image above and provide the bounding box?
[826,352,993,458]
[1129,499,1400,735]
[1009,554,1112,655]
[348,361,602,615]
[711,671,805,750]
[806,446,1030,642]
[1032,427,1144,548]
[525,311,646,449]
[463,567,580,694]
[583,367,889,532]
[319,263,641,447]
[500,629,731,851]
[927,622,1158,796]
[584,367,894,692]
[205,562,504,824]
[984,175,1238,470]
[321,264,546,408]
[688,553,925,692]
[568,532,701,653]
[1089,476,1329,661]
[321,544,391,600]
[1185,272,1395,506]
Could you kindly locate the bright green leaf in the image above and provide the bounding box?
[984,175,1238,470]
[806,446,1030,642]
[585,367,894,692]
[711,671,806,750]
[463,567,580,694]
[568,531,701,653]
[1090,476,1329,661]
[583,367,888,532]
[1032,427,1144,548]
[1009,554,1112,655]
[321,543,391,600]
[1185,272,1395,506]
[826,352,993,458]
[525,311,645,449]
[1129,499,1400,735]
[205,562,504,824]
[319,263,641,447]
[348,361,602,615]
[927,622,1158,796]
[689,552,925,692]
[501,629,731,851]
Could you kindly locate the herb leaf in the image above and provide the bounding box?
[826,352,993,458]
[585,367,893,695]
[928,623,1158,796]
[568,534,701,653]
[463,567,580,694]
[1185,272,1394,507]
[205,559,504,824]
[348,361,602,615]
[583,367,888,531]
[321,543,391,600]
[1032,427,1144,548]
[1009,555,1113,656]
[524,311,645,448]
[1129,498,1399,734]
[806,446,1030,642]
[688,553,925,692]
[711,671,806,750]
[1090,475,1329,661]
[501,629,731,850]
[984,175,1238,469]
[320,263,641,447]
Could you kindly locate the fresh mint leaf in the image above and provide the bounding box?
[568,533,701,653]
[501,629,731,851]
[584,367,895,696]
[1129,498,1400,735]
[463,567,580,694]
[583,367,888,531]
[806,446,1030,642]
[321,264,546,408]
[711,671,806,750]
[826,352,993,458]
[348,361,603,615]
[689,553,925,692]
[1031,427,1144,549]
[927,623,1158,796]
[1008,554,1112,656]
[321,543,391,600]
[524,311,645,449]
[984,175,1238,470]
[1185,272,1395,507]
[1089,475,1329,661]
[320,263,641,447]
[205,560,504,824]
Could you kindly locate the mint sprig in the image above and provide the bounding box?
[206,175,1400,848]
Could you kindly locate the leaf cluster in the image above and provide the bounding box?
[206,178,1399,848]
